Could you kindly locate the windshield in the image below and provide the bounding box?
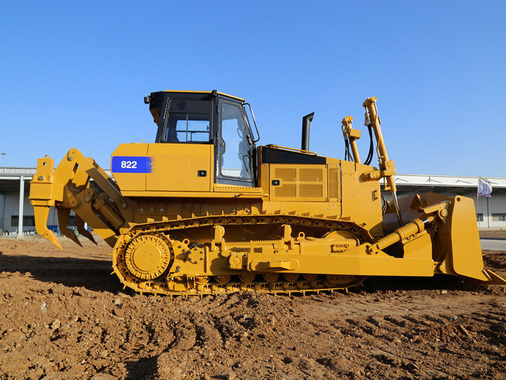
[159,98,211,143]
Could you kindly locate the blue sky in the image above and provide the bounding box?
[1,1,505,177]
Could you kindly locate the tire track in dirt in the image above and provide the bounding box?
[0,237,504,379]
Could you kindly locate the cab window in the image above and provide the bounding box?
[219,102,252,179]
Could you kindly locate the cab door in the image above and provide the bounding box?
[215,98,256,187]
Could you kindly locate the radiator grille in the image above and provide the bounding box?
[270,165,327,201]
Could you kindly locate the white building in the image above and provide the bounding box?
[393,174,506,230]
[1,167,505,235]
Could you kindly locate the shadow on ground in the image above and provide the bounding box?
[0,254,121,293]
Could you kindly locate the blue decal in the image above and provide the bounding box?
[112,156,152,173]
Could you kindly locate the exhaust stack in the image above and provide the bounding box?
[301,112,314,151]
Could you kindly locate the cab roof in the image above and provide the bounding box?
[162,90,244,102]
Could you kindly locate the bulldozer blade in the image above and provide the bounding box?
[57,207,82,247]
[34,205,63,250]
[449,196,494,283]
[76,215,97,245]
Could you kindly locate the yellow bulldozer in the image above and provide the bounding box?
[29,91,505,295]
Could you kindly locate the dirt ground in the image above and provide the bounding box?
[0,236,504,379]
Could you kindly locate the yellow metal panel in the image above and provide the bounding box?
[245,243,434,276]
[328,166,340,201]
[258,164,270,194]
[300,168,322,182]
[300,184,323,198]
[146,144,212,192]
[121,190,265,198]
[275,184,297,198]
[30,157,55,201]
[213,184,264,194]
[111,144,149,192]
[275,168,296,181]
[121,184,265,198]
[269,164,327,202]
[340,160,382,233]
[325,157,340,165]
[262,201,340,217]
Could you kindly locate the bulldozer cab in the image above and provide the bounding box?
[147,91,257,187]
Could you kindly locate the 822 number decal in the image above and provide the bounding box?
[120,160,137,169]
[112,156,152,173]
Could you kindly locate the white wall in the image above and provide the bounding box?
[475,194,506,229]
[0,193,4,233]
[1,185,59,233]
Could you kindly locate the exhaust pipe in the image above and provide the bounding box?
[301,112,314,151]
